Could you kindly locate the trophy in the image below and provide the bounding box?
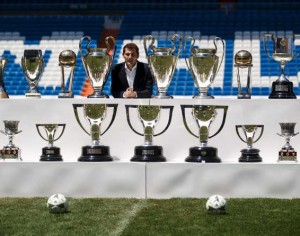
[0,57,9,98]
[36,124,66,161]
[234,50,253,99]
[21,49,44,98]
[144,34,182,99]
[58,50,76,98]
[236,125,264,162]
[184,36,225,99]
[73,103,118,161]
[181,105,228,162]
[79,36,116,98]
[125,105,173,162]
[263,33,300,99]
[277,123,298,162]
[0,120,22,161]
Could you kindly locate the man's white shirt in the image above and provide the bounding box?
[125,62,137,88]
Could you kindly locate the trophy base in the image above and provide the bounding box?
[193,94,214,99]
[269,81,296,99]
[78,145,113,162]
[152,94,173,99]
[237,93,251,99]
[40,147,63,161]
[0,147,21,161]
[185,146,221,163]
[278,150,297,162]
[25,92,41,98]
[131,145,166,162]
[239,148,262,162]
[58,92,74,98]
[87,92,109,98]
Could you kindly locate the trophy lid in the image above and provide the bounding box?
[235,50,252,66]
[59,50,76,66]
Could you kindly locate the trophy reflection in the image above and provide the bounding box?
[0,57,9,98]
[236,125,264,162]
[277,123,298,162]
[144,34,182,99]
[36,124,66,161]
[73,103,118,161]
[79,36,116,98]
[125,105,173,162]
[181,105,228,162]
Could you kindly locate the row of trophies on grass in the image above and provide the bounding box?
[0,103,298,162]
[0,33,299,99]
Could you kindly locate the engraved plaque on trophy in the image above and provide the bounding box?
[277,123,298,162]
[0,57,9,98]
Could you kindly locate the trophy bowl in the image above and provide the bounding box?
[0,57,9,98]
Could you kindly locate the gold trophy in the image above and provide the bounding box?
[0,57,9,98]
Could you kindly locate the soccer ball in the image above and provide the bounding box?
[47,193,69,213]
[206,195,227,213]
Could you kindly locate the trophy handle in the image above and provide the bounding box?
[125,105,144,136]
[263,33,274,60]
[213,37,225,75]
[184,36,195,71]
[36,124,66,142]
[293,34,300,58]
[253,125,264,143]
[153,106,174,137]
[235,125,246,143]
[143,35,155,63]
[101,104,118,135]
[105,36,116,60]
[180,105,198,138]
[209,106,228,139]
[170,34,183,57]
[79,36,91,59]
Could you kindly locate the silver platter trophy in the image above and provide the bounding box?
[181,105,228,162]
[21,49,44,98]
[234,50,253,99]
[36,124,66,161]
[0,120,22,161]
[73,103,118,161]
[263,33,300,99]
[58,50,76,98]
[0,57,9,98]
[79,36,116,98]
[277,123,298,162]
[236,125,264,162]
[144,34,182,99]
[184,36,225,99]
[125,105,173,162]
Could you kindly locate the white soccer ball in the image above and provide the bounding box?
[47,193,69,213]
[206,195,227,213]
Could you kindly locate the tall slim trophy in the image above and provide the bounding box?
[0,57,9,98]
[236,125,264,162]
[36,124,66,161]
[264,33,300,99]
[277,123,298,162]
[125,105,173,162]
[184,36,225,99]
[73,103,118,161]
[144,34,182,99]
[181,105,228,162]
[21,49,44,98]
[79,36,116,98]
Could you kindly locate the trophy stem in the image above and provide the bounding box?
[88,87,109,98]
[193,90,214,99]
[152,91,173,99]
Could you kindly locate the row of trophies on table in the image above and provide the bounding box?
[0,33,299,99]
[0,103,298,163]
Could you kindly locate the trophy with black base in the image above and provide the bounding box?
[0,57,9,98]
[277,123,298,162]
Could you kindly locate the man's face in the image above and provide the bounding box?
[123,48,139,69]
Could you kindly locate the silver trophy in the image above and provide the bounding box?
[277,123,298,162]
[236,125,264,162]
[73,103,118,161]
[58,50,76,98]
[144,34,182,99]
[79,36,116,98]
[0,120,22,160]
[0,57,9,98]
[181,105,228,162]
[36,124,66,161]
[21,49,44,98]
[126,105,173,161]
[234,50,253,99]
[184,36,225,99]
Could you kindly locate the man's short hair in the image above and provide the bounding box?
[122,43,139,55]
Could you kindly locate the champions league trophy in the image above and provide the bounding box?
[0,120,22,161]
[181,105,228,162]
[263,33,300,99]
[21,49,44,98]
[277,123,298,162]
[0,57,9,98]
[236,125,264,162]
[144,34,182,99]
[79,36,116,98]
[184,36,225,99]
[73,103,118,161]
[125,105,173,162]
[36,124,66,161]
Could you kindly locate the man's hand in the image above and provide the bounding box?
[124,88,137,98]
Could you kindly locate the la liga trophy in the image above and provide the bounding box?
[181,105,228,162]
[236,125,264,162]
[73,103,118,161]
[36,124,66,161]
[79,36,116,98]
[277,123,298,162]
[125,105,173,162]
[0,57,9,98]
[144,34,182,99]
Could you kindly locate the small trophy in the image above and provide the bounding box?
[73,103,118,161]
[58,50,76,98]
[125,105,173,162]
[0,57,9,98]
[79,36,116,98]
[181,105,228,162]
[263,33,300,99]
[236,125,264,162]
[36,124,66,161]
[144,34,182,99]
[0,120,22,161]
[21,49,44,98]
[184,36,225,99]
[277,123,298,162]
[234,50,253,99]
